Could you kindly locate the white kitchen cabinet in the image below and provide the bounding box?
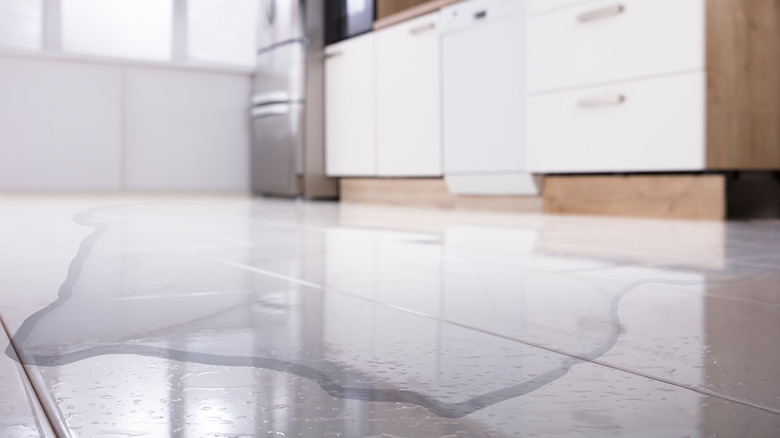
[526,0,780,174]
[526,0,705,94]
[526,72,706,173]
[375,12,442,177]
[324,33,377,176]
[525,0,711,173]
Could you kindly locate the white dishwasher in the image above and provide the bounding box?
[441,0,539,195]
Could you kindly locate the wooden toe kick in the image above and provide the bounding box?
[339,174,731,220]
[542,174,725,220]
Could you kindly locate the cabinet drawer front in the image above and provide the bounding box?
[527,0,705,93]
[526,72,705,173]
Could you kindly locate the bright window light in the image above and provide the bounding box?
[61,0,173,61]
[187,0,258,67]
[0,0,43,51]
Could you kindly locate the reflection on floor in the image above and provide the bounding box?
[0,195,778,437]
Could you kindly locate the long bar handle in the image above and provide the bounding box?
[578,94,625,108]
[409,22,436,35]
[323,50,343,60]
[577,4,624,23]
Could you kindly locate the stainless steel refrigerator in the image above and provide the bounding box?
[250,0,338,198]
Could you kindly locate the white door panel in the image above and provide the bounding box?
[376,12,442,177]
[324,33,377,176]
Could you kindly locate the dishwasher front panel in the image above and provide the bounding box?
[441,11,526,174]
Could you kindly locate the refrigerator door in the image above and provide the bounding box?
[250,102,303,196]
[258,0,305,49]
[253,42,306,101]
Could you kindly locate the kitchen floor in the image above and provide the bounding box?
[1,195,778,437]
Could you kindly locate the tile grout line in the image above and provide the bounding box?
[0,315,63,438]
[208,255,780,417]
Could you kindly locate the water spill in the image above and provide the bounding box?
[4,200,780,432]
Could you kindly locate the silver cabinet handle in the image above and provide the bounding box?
[324,50,343,59]
[577,4,624,22]
[578,94,625,108]
[409,22,436,35]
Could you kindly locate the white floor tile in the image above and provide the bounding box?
[0,195,778,436]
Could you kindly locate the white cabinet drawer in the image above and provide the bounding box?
[526,72,705,173]
[526,0,705,93]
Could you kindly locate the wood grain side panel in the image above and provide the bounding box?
[707,0,780,169]
[543,175,725,220]
[374,0,461,28]
[376,0,430,20]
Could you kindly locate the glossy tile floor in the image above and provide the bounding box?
[1,194,779,437]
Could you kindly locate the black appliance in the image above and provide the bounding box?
[325,0,375,45]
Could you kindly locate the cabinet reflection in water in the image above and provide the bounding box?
[7,199,780,436]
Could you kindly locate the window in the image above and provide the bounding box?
[0,0,257,68]
[187,0,257,67]
[61,0,173,61]
[0,0,43,51]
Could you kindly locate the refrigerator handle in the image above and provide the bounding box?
[252,91,291,106]
[262,0,276,25]
[251,104,289,119]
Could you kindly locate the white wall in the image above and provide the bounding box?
[0,57,123,190]
[0,53,252,191]
[123,68,251,190]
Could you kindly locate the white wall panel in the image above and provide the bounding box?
[123,68,251,190]
[0,57,122,190]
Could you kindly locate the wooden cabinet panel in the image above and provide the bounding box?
[377,0,434,20]
[706,0,780,169]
